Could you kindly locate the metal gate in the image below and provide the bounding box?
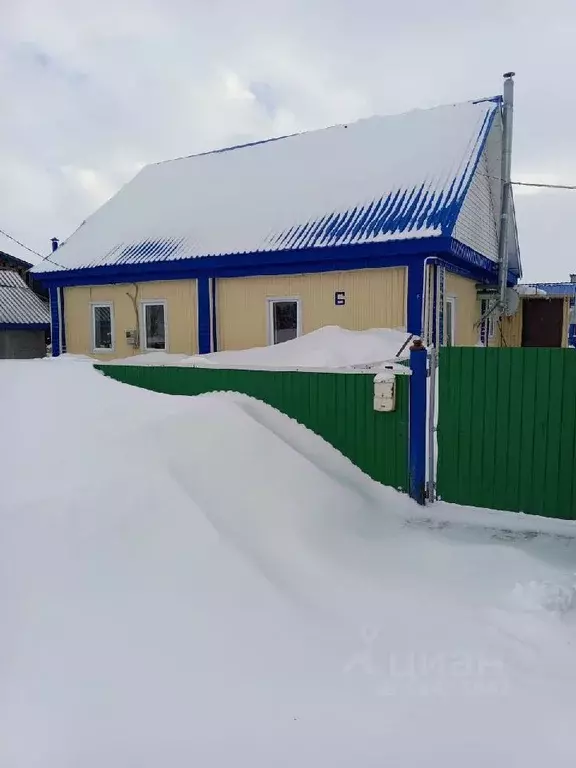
[436,346,576,519]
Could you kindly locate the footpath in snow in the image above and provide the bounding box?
[1,357,576,767]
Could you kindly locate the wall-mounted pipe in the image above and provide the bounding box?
[498,72,515,310]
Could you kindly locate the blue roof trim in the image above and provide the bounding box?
[0,322,49,330]
[35,237,446,286]
[36,236,507,288]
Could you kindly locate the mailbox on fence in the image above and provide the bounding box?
[373,371,396,412]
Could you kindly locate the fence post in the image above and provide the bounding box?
[409,339,427,505]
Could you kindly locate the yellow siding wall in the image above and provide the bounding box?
[495,308,522,348]
[64,280,197,359]
[216,268,407,350]
[445,272,480,346]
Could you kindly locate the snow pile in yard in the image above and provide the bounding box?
[1,359,576,767]
[186,326,412,368]
[108,326,412,369]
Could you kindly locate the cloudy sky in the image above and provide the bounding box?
[1,0,575,281]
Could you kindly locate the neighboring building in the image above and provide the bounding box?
[0,249,48,299]
[0,270,50,358]
[498,278,576,348]
[32,91,522,359]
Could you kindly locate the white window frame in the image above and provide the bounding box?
[90,301,115,353]
[479,299,496,346]
[444,296,456,347]
[266,297,302,346]
[140,300,168,352]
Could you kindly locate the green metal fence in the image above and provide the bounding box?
[437,347,576,519]
[96,364,410,491]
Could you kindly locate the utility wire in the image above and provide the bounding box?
[511,180,576,191]
[0,226,65,269]
[480,173,576,191]
[1,174,574,274]
[0,227,44,259]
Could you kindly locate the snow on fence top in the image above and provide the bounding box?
[33,98,499,274]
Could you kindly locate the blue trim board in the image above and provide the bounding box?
[211,278,218,352]
[197,277,212,354]
[60,284,67,353]
[409,344,427,505]
[36,237,515,292]
[35,236,500,288]
[49,286,61,357]
[0,322,50,330]
[407,261,424,335]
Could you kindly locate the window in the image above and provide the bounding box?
[91,303,114,352]
[479,299,495,346]
[444,297,456,347]
[141,301,167,350]
[267,298,301,345]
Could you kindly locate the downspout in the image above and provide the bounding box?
[421,256,436,345]
[498,72,515,311]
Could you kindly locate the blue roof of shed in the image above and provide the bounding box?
[526,282,576,297]
[33,97,502,275]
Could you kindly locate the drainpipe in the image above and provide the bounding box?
[421,256,436,346]
[498,72,515,311]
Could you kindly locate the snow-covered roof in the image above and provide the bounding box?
[34,97,502,275]
[0,270,50,326]
[523,282,576,297]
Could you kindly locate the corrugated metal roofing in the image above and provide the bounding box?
[33,98,500,274]
[525,282,576,297]
[0,271,50,325]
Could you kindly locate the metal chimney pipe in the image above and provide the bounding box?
[570,274,576,283]
[51,237,59,252]
[498,72,515,310]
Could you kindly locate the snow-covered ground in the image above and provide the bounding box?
[106,326,413,369]
[1,357,576,767]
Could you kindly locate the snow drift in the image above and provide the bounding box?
[107,325,412,369]
[1,358,576,767]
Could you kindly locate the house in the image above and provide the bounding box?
[496,277,576,348]
[0,270,50,358]
[32,79,522,359]
[0,249,48,299]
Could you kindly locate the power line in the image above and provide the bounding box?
[0,227,44,259]
[511,180,576,191]
[0,226,65,269]
[480,173,576,191]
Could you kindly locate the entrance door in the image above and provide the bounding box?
[521,298,564,347]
